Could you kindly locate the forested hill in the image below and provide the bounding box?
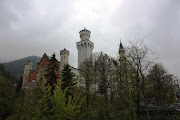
[3,56,41,79]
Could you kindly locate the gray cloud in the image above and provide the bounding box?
[0,0,180,77]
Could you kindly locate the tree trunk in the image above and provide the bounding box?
[142,75,150,120]
[136,70,140,120]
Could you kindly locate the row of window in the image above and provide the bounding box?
[80,33,90,38]
[77,43,93,47]
[80,30,90,33]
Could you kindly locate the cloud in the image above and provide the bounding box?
[0,0,180,77]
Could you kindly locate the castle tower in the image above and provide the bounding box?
[60,48,70,71]
[119,41,125,55]
[76,28,94,68]
[119,41,125,59]
[22,60,33,87]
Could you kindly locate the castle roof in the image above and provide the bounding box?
[37,53,49,65]
[120,41,124,49]
[79,27,91,33]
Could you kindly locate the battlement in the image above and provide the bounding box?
[24,60,33,66]
[60,48,69,56]
[79,28,91,41]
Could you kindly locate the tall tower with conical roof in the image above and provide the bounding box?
[76,28,94,68]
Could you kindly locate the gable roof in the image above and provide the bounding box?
[37,53,49,65]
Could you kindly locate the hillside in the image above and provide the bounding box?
[3,56,41,79]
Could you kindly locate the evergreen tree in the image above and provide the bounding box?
[0,76,16,120]
[45,53,59,92]
[16,76,23,93]
[33,85,54,120]
[32,82,84,120]
[61,64,76,97]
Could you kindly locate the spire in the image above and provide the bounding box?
[119,38,124,55]
[120,39,124,49]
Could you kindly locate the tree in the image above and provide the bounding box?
[16,76,23,92]
[45,53,59,92]
[95,52,114,119]
[0,76,16,120]
[147,63,177,107]
[112,41,137,120]
[52,82,85,120]
[33,81,84,120]
[32,85,54,120]
[61,64,76,97]
[126,38,157,120]
[79,58,95,120]
[7,81,44,120]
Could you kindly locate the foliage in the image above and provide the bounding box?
[61,64,76,97]
[7,82,44,120]
[45,53,59,92]
[16,76,23,92]
[32,81,85,120]
[0,76,16,120]
[79,57,97,120]
[7,80,84,120]
[147,63,177,106]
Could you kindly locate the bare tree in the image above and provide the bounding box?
[126,38,157,120]
[112,41,137,120]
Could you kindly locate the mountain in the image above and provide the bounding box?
[3,56,41,80]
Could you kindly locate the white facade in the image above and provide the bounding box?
[76,28,94,68]
[60,48,69,71]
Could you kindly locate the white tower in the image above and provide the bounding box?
[76,28,94,68]
[22,60,33,87]
[60,48,70,71]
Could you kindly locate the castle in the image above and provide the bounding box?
[22,28,94,88]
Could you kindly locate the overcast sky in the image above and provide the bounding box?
[0,0,180,78]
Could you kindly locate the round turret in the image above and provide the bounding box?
[79,28,91,41]
[22,60,33,87]
[24,60,33,74]
[60,48,70,71]
[60,48,69,56]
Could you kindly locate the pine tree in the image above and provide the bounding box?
[31,82,84,120]
[61,64,76,97]
[53,82,84,120]
[33,85,54,120]
[45,53,59,92]
[16,76,23,92]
